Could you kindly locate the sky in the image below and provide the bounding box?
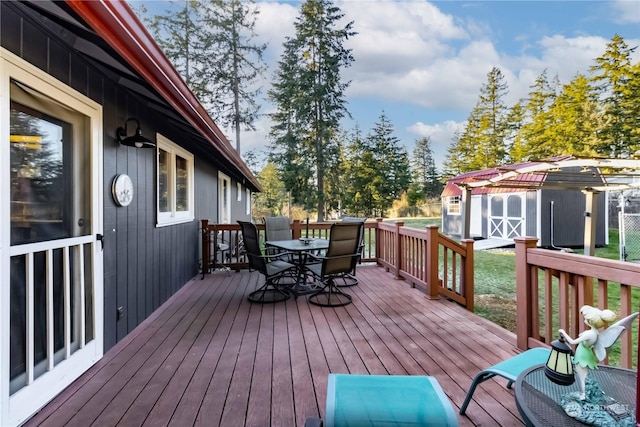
[140,1,640,168]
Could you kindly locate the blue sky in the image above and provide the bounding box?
[138,1,640,167]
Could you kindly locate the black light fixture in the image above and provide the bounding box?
[116,118,155,148]
[544,335,575,386]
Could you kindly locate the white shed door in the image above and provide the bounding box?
[489,193,525,239]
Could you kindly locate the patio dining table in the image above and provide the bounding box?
[266,238,329,296]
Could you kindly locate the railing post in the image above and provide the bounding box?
[394,221,404,279]
[425,225,440,300]
[292,219,302,239]
[515,236,539,350]
[201,219,210,277]
[461,238,475,312]
[375,218,383,266]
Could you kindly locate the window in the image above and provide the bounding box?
[157,135,194,225]
[219,172,231,224]
[447,196,461,215]
[237,182,242,202]
[245,188,251,215]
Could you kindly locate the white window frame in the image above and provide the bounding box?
[219,172,231,224]
[236,182,242,202]
[245,188,251,215]
[447,196,461,215]
[156,134,194,226]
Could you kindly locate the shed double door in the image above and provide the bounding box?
[489,193,525,239]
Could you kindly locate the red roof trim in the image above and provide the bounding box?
[65,0,261,190]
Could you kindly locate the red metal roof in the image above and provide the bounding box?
[64,0,262,191]
[441,156,573,197]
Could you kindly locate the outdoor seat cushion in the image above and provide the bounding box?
[326,374,458,427]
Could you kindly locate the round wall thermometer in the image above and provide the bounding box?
[112,174,134,207]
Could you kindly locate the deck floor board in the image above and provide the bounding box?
[26,266,526,427]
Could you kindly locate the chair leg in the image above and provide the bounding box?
[248,279,290,303]
[308,278,352,307]
[460,371,496,415]
[335,272,358,287]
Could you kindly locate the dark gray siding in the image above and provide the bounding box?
[3,2,224,351]
[539,189,606,247]
[195,160,218,221]
[525,191,538,238]
[441,198,462,236]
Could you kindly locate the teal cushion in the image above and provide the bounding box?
[326,374,458,427]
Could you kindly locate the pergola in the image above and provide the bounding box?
[453,156,640,255]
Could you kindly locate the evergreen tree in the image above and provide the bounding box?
[366,113,411,216]
[268,0,355,221]
[517,70,559,160]
[200,0,267,153]
[505,100,526,162]
[146,1,207,101]
[410,137,442,201]
[444,67,509,173]
[253,161,286,217]
[143,0,266,153]
[547,73,602,157]
[343,126,373,216]
[590,34,638,157]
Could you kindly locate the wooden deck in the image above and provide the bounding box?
[26,266,526,427]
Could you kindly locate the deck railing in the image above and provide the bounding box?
[515,236,640,369]
[376,221,474,310]
[201,219,474,310]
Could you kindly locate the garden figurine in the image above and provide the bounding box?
[558,305,638,401]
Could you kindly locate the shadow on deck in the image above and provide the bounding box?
[26,266,524,427]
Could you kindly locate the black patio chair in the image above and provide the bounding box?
[263,215,293,261]
[306,222,363,307]
[238,221,296,303]
[335,216,366,287]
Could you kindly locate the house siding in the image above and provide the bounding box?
[2,2,250,352]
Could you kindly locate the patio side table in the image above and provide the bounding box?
[515,364,636,426]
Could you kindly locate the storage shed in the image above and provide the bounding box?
[441,157,620,249]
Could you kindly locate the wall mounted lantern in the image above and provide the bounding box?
[116,118,155,148]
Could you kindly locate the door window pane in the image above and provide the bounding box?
[10,104,70,245]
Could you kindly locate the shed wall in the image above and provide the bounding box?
[539,189,607,247]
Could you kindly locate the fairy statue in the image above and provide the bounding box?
[557,305,638,426]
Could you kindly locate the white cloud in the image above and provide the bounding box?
[244,1,640,164]
[611,0,640,24]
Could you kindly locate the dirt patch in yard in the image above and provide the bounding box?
[474,294,517,332]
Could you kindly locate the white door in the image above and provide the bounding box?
[470,195,482,237]
[489,193,525,239]
[1,50,104,426]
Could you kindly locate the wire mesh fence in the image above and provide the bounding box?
[619,212,640,262]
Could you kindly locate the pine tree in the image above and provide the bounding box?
[146,1,207,101]
[268,0,355,221]
[590,34,638,157]
[200,0,267,153]
[518,69,559,160]
[143,0,266,154]
[547,73,602,157]
[410,137,442,200]
[366,113,411,216]
[444,67,509,173]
